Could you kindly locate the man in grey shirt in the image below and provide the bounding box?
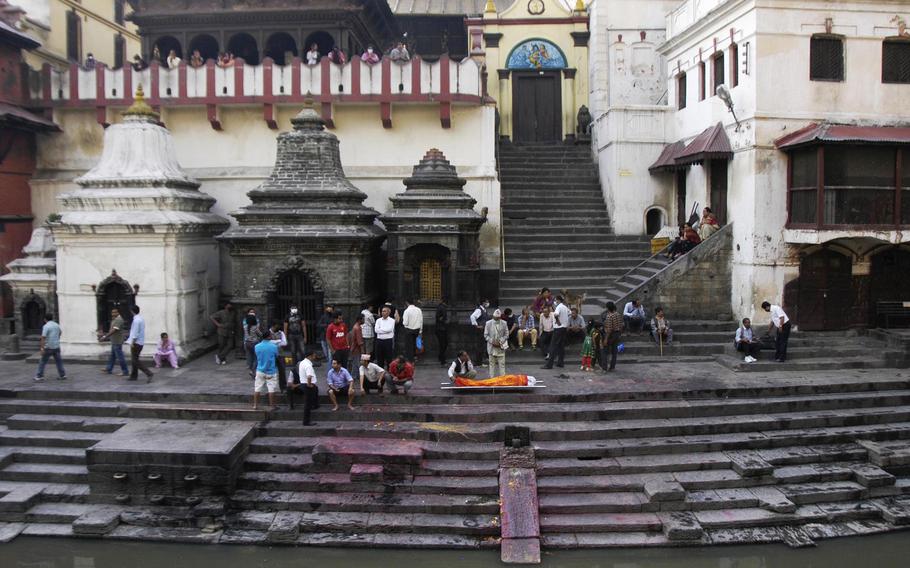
[34,313,66,382]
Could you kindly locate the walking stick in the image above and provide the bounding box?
[659,331,663,357]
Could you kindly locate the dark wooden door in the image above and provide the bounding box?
[797,249,852,331]
[676,170,687,226]
[97,283,134,333]
[272,270,322,344]
[709,159,728,224]
[870,248,910,325]
[22,300,44,336]
[512,72,561,143]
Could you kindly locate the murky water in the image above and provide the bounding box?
[2,534,909,568]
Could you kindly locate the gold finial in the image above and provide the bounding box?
[123,84,159,119]
[574,0,586,12]
[484,0,496,14]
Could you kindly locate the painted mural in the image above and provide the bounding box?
[506,39,567,70]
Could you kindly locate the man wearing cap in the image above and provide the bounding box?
[358,354,387,395]
[484,309,510,378]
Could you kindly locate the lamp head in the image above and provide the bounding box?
[716,84,733,110]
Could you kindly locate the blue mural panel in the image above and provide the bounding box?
[506,39,567,70]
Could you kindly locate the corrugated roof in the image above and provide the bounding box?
[388,0,511,16]
[0,19,39,49]
[649,141,686,173]
[675,122,733,165]
[775,123,910,149]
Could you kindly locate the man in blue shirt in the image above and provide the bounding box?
[253,335,279,410]
[34,313,66,382]
[326,357,356,411]
[127,305,154,382]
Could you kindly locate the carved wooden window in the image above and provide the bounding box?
[676,73,687,110]
[419,259,443,303]
[729,43,739,88]
[66,10,81,62]
[810,35,845,82]
[698,61,705,100]
[883,39,910,84]
[114,35,126,69]
[712,51,725,94]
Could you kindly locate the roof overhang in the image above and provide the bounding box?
[0,103,59,132]
[775,123,910,150]
[648,140,686,173]
[674,122,733,166]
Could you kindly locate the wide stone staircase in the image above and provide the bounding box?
[498,143,652,313]
[4,379,910,547]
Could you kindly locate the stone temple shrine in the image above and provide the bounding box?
[218,103,385,331]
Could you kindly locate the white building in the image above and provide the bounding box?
[591,0,910,329]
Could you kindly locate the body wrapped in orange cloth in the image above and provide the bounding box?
[453,374,538,387]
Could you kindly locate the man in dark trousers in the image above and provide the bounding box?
[543,295,570,369]
[762,301,791,362]
[435,298,450,366]
[210,302,236,365]
[469,300,490,367]
[293,350,320,426]
[601,301,623,371]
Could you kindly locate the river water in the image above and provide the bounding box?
[2,534,909,568]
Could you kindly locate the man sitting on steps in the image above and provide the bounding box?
[448,350,477,382]
[735,317,761,363]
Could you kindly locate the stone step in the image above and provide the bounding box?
[537,492,648,514]
[295,511,500,536]
[23,502,94,524]
[716,355,897,372]
[503,210,610,219]
[502,237,640,247]
[539,512,662,533]
[0,428,104,448]
[0,463,89,483]
[5,414,126,433]
[2,446,87,465]
[237,471,499,495]
[229,489,500,515]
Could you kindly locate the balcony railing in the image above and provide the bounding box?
[30,56,486,130]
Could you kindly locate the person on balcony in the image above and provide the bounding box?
[329,46,347,64]
[189,49,204,68]
[83,53,96,70]
[217,52,234,68]
[389,42,410,62]
[361,46,380,64]
[131,54,148,71]
[166,49,182,69]
[697,207,720,240]
[306,43,320,65]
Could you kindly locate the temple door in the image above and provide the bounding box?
[274,270,322,345]
[512,71,561,143]
[797,249,852,331]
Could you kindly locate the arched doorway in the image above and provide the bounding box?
[870,247,910,327]
[303,31,335,59]
[228,33,259,64]
[188,34,219,63]
[797,248,852,331]
[21,294,46,336]
[272,270,322,345]
[265,32,298,65]
[153,35,182,61]
[645,208,665,236]
[507,38,567,143]
[96,273,134,334]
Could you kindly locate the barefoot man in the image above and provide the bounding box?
[326,357,356,411]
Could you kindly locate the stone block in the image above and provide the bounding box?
[750,487,797,513]
[726,450,773,477]
[72,507,121,535]
[778,526,815,548]
[780,482,864,505]
[0,522,25,543]
[267,511,301,544]
[659,511,704,541]
[707,526,782,545]
[499,468,539,539]
[349,463,383,483]
[311,437,423,467]
[850,463,896,488]
[501,538,540,564]
[644,479,685,502]
[872,498,910,525]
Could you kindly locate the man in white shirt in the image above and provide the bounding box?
[296,350,319,426]
[735,317,761,363]
[543,296,570,369]
[623,300,646,335]
[401,298,423,363]
[469,300,490,366]
[361,304,375,357]
[373,305,396,368]
[358,354,387,395]
[762,301,791,362]
[126,305,154,382]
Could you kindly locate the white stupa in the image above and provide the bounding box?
[53,86,229,359]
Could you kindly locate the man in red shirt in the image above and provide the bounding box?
[388,355,414,395]
[325,313,350,369]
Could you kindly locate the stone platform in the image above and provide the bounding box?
[1,353,910,554]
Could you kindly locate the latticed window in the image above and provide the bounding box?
[713,52,725,93]
[810,35,845,81]
[419,259,443,303]
[677,73,687,110]
[883,39,910,84]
